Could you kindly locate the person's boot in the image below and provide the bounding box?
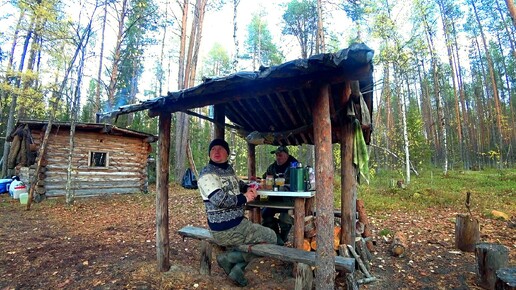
[228,262,248,287]
[216,251,245,275]
[279,222,292,243]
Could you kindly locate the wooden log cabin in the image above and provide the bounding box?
[101,43,374,287]
[7,120,156,197]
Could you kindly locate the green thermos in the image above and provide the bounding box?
[290,163,306,192]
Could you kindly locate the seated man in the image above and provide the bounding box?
[198,139,279,287]
[262,146,298,243]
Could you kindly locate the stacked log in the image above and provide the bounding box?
[305,225,342,252]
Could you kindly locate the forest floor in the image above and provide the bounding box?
[0,183,514,290]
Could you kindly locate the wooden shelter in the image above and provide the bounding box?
[7,120,156,197]
[102,43,374,286]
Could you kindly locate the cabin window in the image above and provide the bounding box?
[89,152,108,167]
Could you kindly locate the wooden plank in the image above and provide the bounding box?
[247,200,294,209]
[45,187,141,196]
[177,226,355,273]
[235,243,354,272]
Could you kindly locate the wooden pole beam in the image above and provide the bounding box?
[156,111,171,272]
[213,104,225,139]
[341,122,357,248]
[313,83,335,289]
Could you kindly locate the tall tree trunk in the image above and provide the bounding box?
[451,21,472,168]
[438,0,464,169]
[232,0,240,72]
[316,0,324,54]
[106,0,128,110]
[471,0,504,167]
[1,16,34,177]
[421,5,448,173]
[94,2,108,119]
[506,0,516,28]
[402,73,410,184]
[66,43,88,205]
[28,16,93,209]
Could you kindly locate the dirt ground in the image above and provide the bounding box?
[0,184,514,290]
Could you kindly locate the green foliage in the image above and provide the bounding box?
[281,0,317,58]
[244,11,284,68]
[347,169,516,216]
[201,43,232,77]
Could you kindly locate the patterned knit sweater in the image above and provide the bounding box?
[198,163,248,231]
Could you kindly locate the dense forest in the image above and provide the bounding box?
[0,0,515,184]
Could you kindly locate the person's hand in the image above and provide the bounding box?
[244,187,257,202]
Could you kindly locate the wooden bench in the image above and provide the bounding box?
[178,225,355,288]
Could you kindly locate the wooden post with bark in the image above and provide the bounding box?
[247,143,259,223]
[213,104,225,140]
[475,243,509,289]
[313,83,335,289]
[156,112,171,272]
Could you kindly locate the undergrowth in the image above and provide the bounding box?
[334,168,515,217]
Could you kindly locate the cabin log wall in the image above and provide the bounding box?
[30,128,151,197]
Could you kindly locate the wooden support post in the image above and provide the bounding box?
[475,243,509,289]
[213,104,225,139]
[247,143,260,223]
[455,213,480,252]
[313,83,335,289]
[295,263,313,290]
[200,241,212,275]
[340,122,357,249]
[156,112,171,272]
[496,267,516,290]
[294,198,306,249]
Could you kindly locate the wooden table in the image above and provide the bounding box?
[250,190,315,250]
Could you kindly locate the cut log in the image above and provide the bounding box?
[496,267,516,290]
[333,226,342,250]
[310,239,317,251]
[303,239,311,252]
[475,243,509,290]
[390,231,407,257]
[455,213,480,252]
[356,199,374,251]
[304,215,316,238]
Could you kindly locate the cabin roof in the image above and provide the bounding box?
[10,120,157,142]
[101,43,375,145]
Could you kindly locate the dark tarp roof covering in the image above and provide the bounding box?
[9,120,157,142]
[101,43,375,146]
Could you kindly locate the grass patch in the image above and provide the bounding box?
[333,168,515,216]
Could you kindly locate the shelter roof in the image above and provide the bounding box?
[101,43,375,145]
[9,120,157,142]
